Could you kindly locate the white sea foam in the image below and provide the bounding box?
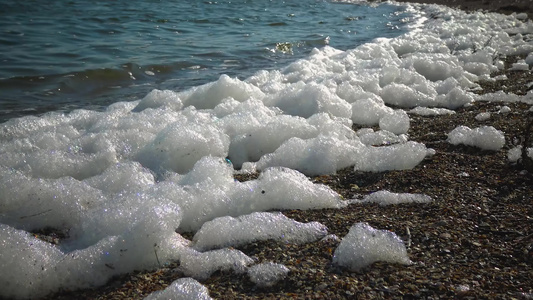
[498,106,511,114]
[247,262,290,288]
[408,106,456,116]
[192,212,328,251]
[1,2,533,298]
[357,129,408,146]
[332,222,411,271]
[178,248,253,280]
[475,112,491,121]
[359,190,433,206]
[447,125,505,151]
[508,146,533,162]
[143,278,212,300]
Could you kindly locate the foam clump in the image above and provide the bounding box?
[447,125,505,151]
[254,135,363,176]
[230,167,346,212]
[408,107,455,116]
[247,262,290,288]
[477,91,533,105]
[360,190,433,206]
[379,110,410,134]
[350,97,392,126]
[0,221,188,299]
[332,223,411,271]
[0,224,64,299]
[180,74,265,109]
[498,106,511,114]
[178,248,253,280]
[227,114,317,168]
[357,129,408,146]
[526,52,533,66]
[254,136,429,175]
[66,192,186,256]
[438,88,475,109]
[510,59,530,71]
[475,112,491,121]
[192,212,328,251]
[132,89,183,112]
[379,82,433,108]
[353,141,430,172]
[0,167,105,231]
[136,122,230,174]
[143,161,345,233]
[263,82,352,119]
[143,278,212,300]
[83,161,155,194]
[508,146,533,162]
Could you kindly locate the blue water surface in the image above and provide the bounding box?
[0,0,412,122]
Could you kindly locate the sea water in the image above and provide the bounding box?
[0,0,409,122]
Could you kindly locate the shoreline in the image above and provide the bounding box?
[37,1,533,299]
[394,0,533,16]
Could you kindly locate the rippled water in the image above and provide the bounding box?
[0,0,411,122]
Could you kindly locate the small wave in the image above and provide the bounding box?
[344,15,366,21]
[58,67,137,95]
[0,61,207,96]
[192,19,211,24]
[268,22,288,26]
[0,60,216,122]
[304,35,331,47]
[0,36,21,46]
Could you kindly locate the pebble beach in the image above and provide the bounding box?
[4,0,532,299]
